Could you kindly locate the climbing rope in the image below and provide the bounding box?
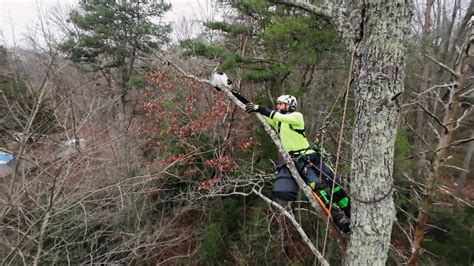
[322,45,358,256]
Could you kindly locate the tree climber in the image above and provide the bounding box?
[210,72,350,232]
[245,95,351,233]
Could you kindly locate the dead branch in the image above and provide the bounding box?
[420,83,456,95]
[425,53,458,77]
[252,188,330,266]
[415,103,449,133]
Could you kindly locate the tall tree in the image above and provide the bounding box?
[185,0,413,263]
[60,0,171,121]
[414,0,434,177]
[181,2,342,97]
[275,0,412,264]
[398,1,474,263]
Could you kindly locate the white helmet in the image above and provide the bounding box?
[277,95,297,111]
[211,71,232,91]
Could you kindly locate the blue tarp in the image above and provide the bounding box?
[0,152,14,164]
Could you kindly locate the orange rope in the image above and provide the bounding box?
[312,191,333,219]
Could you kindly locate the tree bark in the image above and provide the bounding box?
[347,2,411,265]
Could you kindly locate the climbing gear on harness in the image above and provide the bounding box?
[289,148,312,157]
[272,164,298,201]
[314,187,351,233]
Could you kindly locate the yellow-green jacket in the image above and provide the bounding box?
[263,111,315,155]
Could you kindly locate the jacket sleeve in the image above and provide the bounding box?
[270,112,304,127]
[263,116,276,129]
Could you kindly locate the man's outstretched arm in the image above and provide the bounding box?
[246,103,303,128]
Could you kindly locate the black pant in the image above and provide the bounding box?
[294,153,351,218]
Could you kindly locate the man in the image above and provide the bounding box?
[245,95,351,233]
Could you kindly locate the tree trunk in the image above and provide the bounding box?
[346,2,411,265]
[455,130,474,195]
[414,0,434,177]
[274,1,412,263]
[117,64,129,125]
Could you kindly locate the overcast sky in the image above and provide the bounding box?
[0,0,217,48]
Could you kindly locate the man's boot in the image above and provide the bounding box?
[330,207,351,233]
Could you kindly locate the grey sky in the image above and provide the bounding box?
[0,0,217,48]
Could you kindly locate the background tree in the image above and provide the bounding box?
[59,0,171,122]
[260,0,413,264]
[393,1,474,264]
[402,1,474,263]
[0,46,56,145]
[180,0,349,167]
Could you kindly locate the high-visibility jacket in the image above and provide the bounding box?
[263,111,315,155]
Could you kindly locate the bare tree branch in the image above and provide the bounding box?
[252,188,330,266]
[438,186,473,207]
[270,0,358,50]
[419,83,456,95]
[452,106,473,131]
[448,137,474,148]
[415,102,448,133]
[425,53,458,77]
[271,0,334,17]
[444,164,470,173]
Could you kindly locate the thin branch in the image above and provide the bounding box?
[252,188,330,266]
[416,103,448,133]
[424,53,458,77]
[271,0,334,17]
[438,186,473,207]
[449,137,474,147]
[452,106,473,131]
[460,87,474,98]
[431,137,474,155]
[419,83,455,95]
[444,164,470,173]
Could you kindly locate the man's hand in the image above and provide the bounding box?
[245,103,259,113]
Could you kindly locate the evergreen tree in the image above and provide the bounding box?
[181,0,343,104]
[180,0,347,159]
[60,0,171,117]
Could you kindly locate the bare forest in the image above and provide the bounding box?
[0,0,472,265]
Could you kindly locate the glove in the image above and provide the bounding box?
[245,103,259,113]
